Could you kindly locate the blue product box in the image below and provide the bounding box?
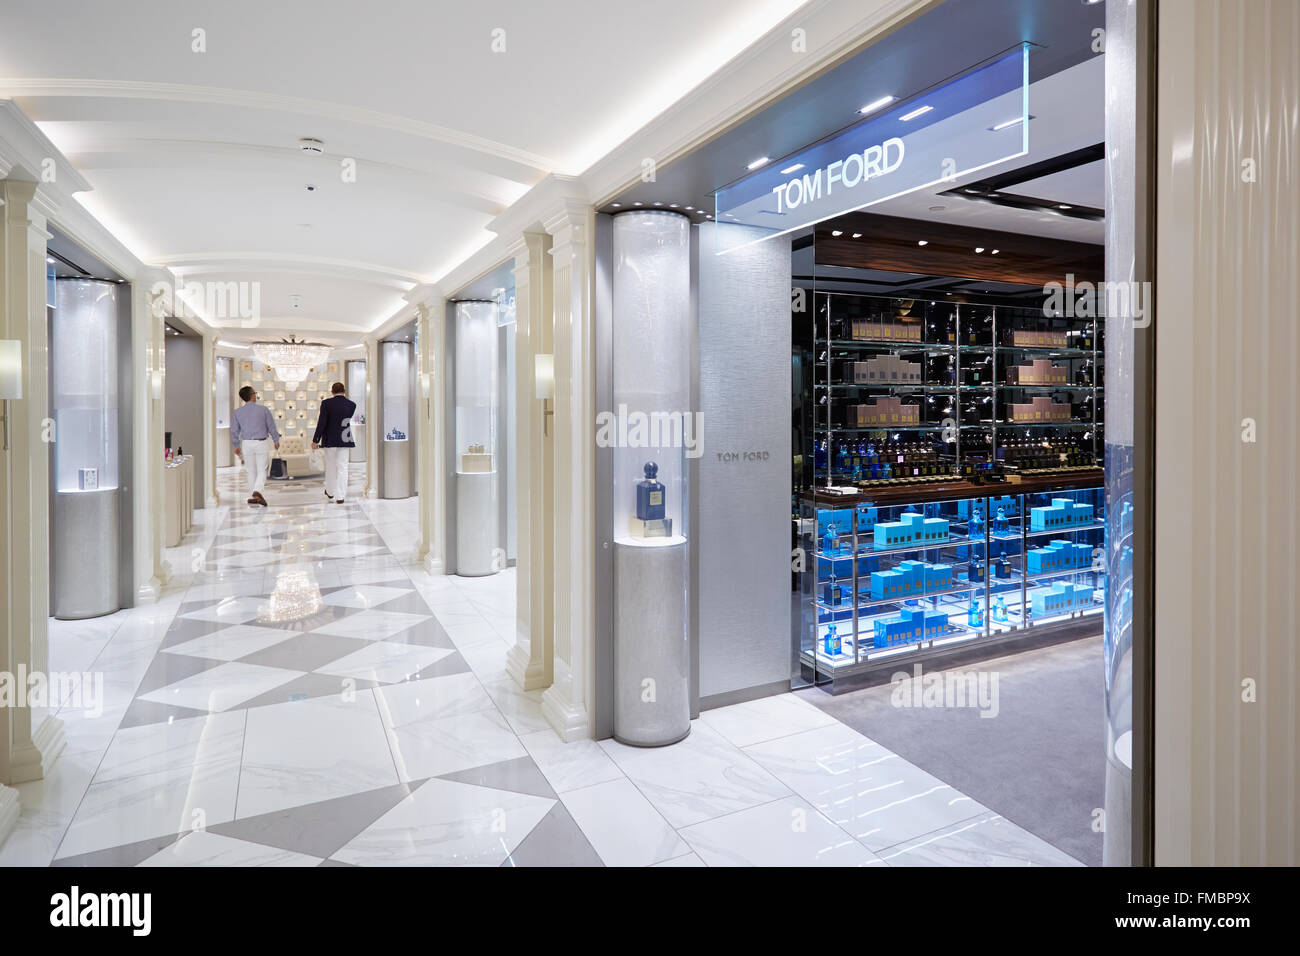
[872,608,950,648]
[1031,581,1095,617]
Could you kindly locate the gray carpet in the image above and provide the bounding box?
[800,635,1106,866]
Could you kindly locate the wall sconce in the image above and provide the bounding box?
[0,339,22,452]
[534,353,554,436]
[151,369,164,401]
[419,372,432,398]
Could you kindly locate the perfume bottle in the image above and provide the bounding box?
[823,521,839,556]
[968,596,984,628]
[994,595,1008,622]
[636,461,666,520]
[970,507,983,535]
[993,507,1008,534]
[824,623,841,657]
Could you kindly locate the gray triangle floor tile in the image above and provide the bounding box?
[385,617,457,650]
[134,652,227,697]
[161,616,242,647]
[406,650,471,681]
[240,671,384,709]
[319,858,358,867]
[119,697,212,730]
[51,832,184,867]
[212,781,422,859]
[371,592,435,616]
[437,755,556,800]
[502,803,604,868]
[238,632,372,671]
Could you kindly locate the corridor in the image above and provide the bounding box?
[0,466,1079,867]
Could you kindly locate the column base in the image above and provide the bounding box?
[422,552,444,576]
[134,576,162,606]
[205,496,218,509]
[7,714,66,785]
[542,676,590,742]
[0,785,19,849]
[507,642,551,691]
[367,488,379,500]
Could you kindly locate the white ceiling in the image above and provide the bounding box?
[0,0,809,342]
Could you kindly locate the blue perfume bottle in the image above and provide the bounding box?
[970,507,983,535]
[993,507,1008,534]
[823,623,841,656]
[993,595,1008,622]
[636,461,665,521]
[968,596,984,627]
[823,521,840,556]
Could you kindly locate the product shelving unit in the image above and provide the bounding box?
[802,291,1105,687]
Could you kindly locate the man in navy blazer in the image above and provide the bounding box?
[312,382,357,503]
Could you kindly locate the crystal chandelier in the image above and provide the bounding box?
[251,335,332,389]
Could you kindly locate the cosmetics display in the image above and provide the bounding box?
[804,485,1104,678]
[851,354,922,384]
[1006,329,1069,348]
[1008,396,1072,423]
[1005,359,1068,385]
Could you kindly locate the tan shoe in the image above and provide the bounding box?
[252,492,268,507]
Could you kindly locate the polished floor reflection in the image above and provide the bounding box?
[0,465,1082,867]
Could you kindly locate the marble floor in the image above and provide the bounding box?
[0,464,1082,867]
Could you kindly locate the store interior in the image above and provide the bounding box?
[593,0,1110,863]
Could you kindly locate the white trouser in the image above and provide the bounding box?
[242,438,272,495]
[324,446,350,499]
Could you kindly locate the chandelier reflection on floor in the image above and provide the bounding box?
[262,566,323,623]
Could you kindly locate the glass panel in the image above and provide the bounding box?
[381,342,410,442]
[52,279,121,491]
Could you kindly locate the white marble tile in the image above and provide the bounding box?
[236,693,399,818]
[653,852,709,867]
[385,707,527,781]
[520,730,624,793]
[334,777,554,867]
[55,756,241,860]
[319,584,412,609]
[162,624,299,661]
[318,543,386,559]
[314,643,453,684]
[374,672,495,725]
[680,795,884,867]
[0,749,101,867]
[560,778,689,867]
[481,678,551,735]
[439,620,504,649]
[700,693,839,748]
[598,721,790,828]
[139,831,322,867]
[742,722,987,851]
[138,662,304,712]
[456,640,511,684]
[877,812,1084,866]
[311,609,432,642]
[337,566,414,587]
[97,711,247,784]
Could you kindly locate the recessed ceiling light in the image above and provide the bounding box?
[1058,204,1072,210]
[611,202,621,208]
[851,233,862,239]
[917,240,929,246]
[975,247,985,253]
[654,201,663,206]
[780,163,804,175]
[991,249,1000,255]
[899,105,933,122]
[684,206,694,211]
[858,95,896,115]
[633,201,643,206]
[831,230,843,237]
[669,203,678,208]
[747,157,770,170]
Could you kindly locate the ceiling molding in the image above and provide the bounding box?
[155,253,425,290]
[62,139,521,216]
[488,173,589,238]
[0,78,560,173]
[0,99,92,191]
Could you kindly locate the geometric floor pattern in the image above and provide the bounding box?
[1,464,1084,867]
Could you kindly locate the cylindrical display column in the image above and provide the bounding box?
[611,210,691,746]
[52,278,122,619]
[380,341,411,498]
[454,300,500,576]
[346,358,367,463]
[215,356,233,467]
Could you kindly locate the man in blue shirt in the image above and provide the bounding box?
[231,385,280,506]
[312,382,357,503]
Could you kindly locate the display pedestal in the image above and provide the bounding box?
[382,440,410,499]
[456,470,499,576]
[614,536,690,746]
[53,489,120,619]
[349,424,366,463]
[217,427,232,467]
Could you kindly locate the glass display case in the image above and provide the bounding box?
[800,486,1104,681]
[345,358,367,463]
[380,340,412,498]
[453,300,500,575]
[800,289,1105,686]
[215,356,233,467]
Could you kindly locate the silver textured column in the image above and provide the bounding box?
[53,489,119,619]
[614,539,689,745]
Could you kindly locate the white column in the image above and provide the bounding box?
[202,333,217,508]
[130,268,167,603]
[416,295,447,574]
[0,177,65,786]
[506,232,554,690]
[541,202,596,740]
[364,337,380,499]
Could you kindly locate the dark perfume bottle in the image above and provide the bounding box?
[636,461,665,520]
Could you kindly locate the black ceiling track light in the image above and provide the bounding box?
[940,143,1106,221]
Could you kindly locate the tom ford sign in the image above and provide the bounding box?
[713,44,1030,254]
